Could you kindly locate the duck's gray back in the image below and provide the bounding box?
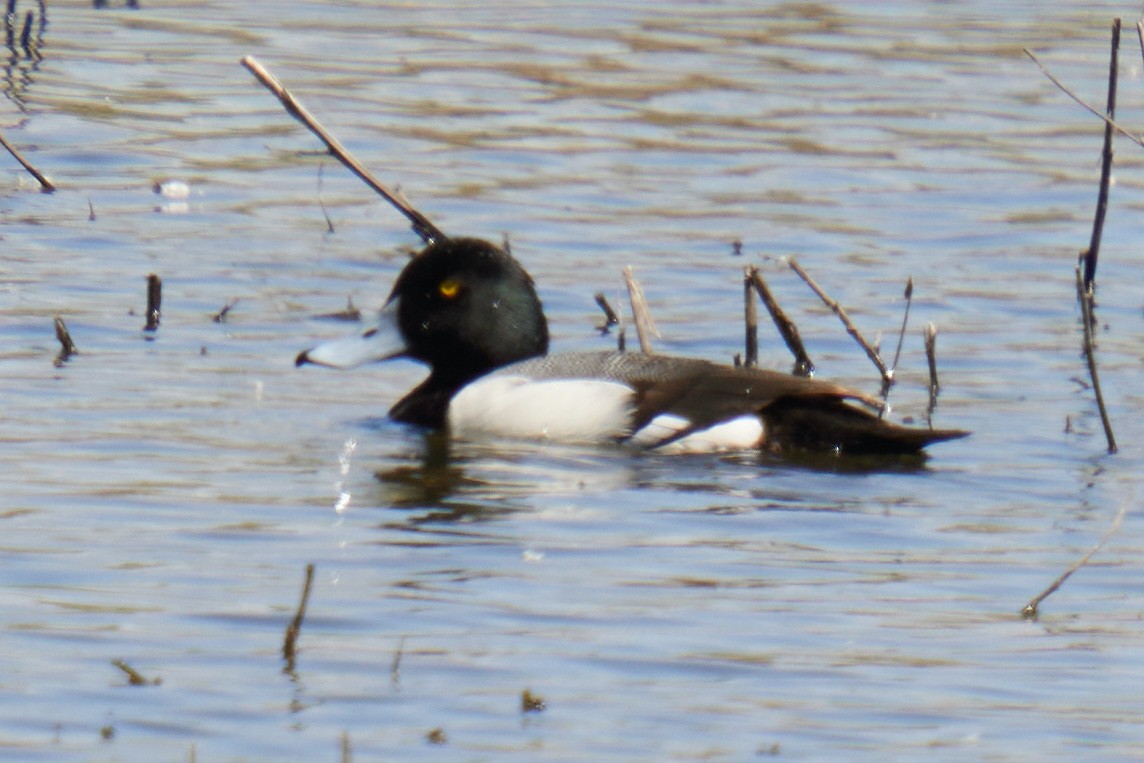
[496,351,711,385]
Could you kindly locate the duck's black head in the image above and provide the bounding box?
[389,237,549,382]
[298,237,548,395]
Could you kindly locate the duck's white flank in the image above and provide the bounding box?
[448,375,634,442]
[448,375,766,452]
[630,413,765,454]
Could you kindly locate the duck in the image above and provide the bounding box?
[297,236,968,456]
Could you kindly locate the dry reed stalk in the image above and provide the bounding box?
[241,56,444,244]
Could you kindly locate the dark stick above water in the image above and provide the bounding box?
[746,266,813,377]
[282,563,315,674]
[1082,17,1119,291]
[53,317,77,366]
[143,274,161,332]
[1075,19,1119,455]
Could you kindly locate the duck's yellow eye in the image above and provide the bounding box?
[438,278,462,299]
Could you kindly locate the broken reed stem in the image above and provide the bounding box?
[743,268,759,368]
[1023,45,1144,150]
[241,56,445,245]
[53,317,77,364]
[144,274,162,331]
[622,266,658,355]
[924,322,939,425]
[0,128,55,193]
[1076,266,1117,454]
[1021,492,1130,619]
[341,731,352,763]
[212,298,240,323]
[593,292,620,332]
[788,257,889,384]
[282,563,316,672]
[111,659,149,686]
[747,267,814,376]
[1083,18,1119,291]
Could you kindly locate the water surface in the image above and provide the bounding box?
[3,1,1144,760]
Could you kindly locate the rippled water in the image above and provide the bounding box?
[3,1,1144,760]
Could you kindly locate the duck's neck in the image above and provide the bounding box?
[389,359,532,429]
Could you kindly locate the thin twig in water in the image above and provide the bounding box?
[212,298,240,323]
[282,563,315,672]
[1076,267,1117,453]
[743,267,759,368]
[622,266,658,355]
[0,128,55,192]
[1082,18,1119,291]
[880,277,913,417]
[111,659,159,686]
[1023,45,1144,150]
[889,278,912,378]
[1021,492,1131,619]
[241,56,445,244]
[788,257,889,385]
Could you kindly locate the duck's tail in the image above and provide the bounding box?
[761,397,968,456]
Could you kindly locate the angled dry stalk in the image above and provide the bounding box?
[889,278,913,378]
[747,266,814,376]
[0,128,54,192]
[53,317,77,365]
[282,563,316,673]
[878,277,914,418]
[241,56,445,244]
[622,266,658,355]
[212,298,241,323]
[1024,42,1144,150]
[1021,492,1131,619]
[788,257,889,386]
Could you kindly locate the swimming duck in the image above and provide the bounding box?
[297,237,967,455]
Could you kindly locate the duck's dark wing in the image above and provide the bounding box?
[503,351,967,455]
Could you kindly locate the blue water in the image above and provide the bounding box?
[3,1,1144,760]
